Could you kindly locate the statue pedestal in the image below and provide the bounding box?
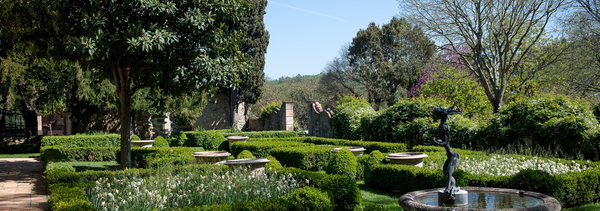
[438,190,468,206]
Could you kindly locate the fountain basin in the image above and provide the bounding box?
[399,187,561,211]
[131,140,154,148]
[226,136,249,148]
[386,152,428,167]
[331,147,367,156]
[224,158,270,173]
[192,151,231,165]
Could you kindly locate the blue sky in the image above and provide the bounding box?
[263,0,400,80]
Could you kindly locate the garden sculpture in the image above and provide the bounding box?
[421,105,463,202]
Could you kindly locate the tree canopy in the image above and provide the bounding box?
[0,0,250,169]
[321,17,435,110]
[400,0,568,113]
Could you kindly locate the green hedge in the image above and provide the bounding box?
[41,146,119,163]
[222,131,299,139]
[365,163,600,208]
[41,134,121,147]
[42,146,196,168]
[302,137,407,154]
[230,140,313,158]
[326,148,357,178]
[281,167,361,211]
[185,131,227,150]
[47,182,95,211]
[0,143,41,153]
[269,145,336,171]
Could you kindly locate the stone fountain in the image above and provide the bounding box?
[331,146,366,156]
[398,106,561,210]
[192,151,231,165]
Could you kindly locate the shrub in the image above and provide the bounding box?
[269,145,335,171]
[332,95,375,140]
[230,140,312,158]
[131,134,140,141]
[44,162,76,175]
[41,134,120,147]
[185,131,227,150]
[260,102,282,120]
[286,187,334,211]
[496,94,599,158]
[265,156,283,172]
[176,132,188,147]
[41,146,119,163]
[237,150,255,159]
[153,136,169,147]
[127,147,197,168]
[281,167,361,211]
[363,150,387,186]
[361,98,448,142]
[326,148,357,178]
[47,182,95,211]
[394,117,436,147]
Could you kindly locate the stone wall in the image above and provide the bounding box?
[307,101,334,138]
[194,90,247,131]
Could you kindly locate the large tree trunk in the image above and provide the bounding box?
[118,93,132,170]
[112,61,132,170]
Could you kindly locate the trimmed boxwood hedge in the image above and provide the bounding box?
[41,134,121,147]
[42,146,197,168]
[269,145,336,171]
[281,167,361,211]
[41,146,119,163]
[230,140,313,158]
[221,131,299,139]
[184,131,227,150]
[302,137,407,154]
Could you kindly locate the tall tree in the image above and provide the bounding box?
[0,0,250,169]
[324,17,435,110]
[400,0,567,112]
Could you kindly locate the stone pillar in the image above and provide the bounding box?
[308,101,319,136]
[37,115,42,135]
[64,112,72,135]
[281,101,294,131]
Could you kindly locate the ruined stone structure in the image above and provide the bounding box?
[307,101,334,138]
[194,89,247,131]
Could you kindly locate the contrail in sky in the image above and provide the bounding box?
[270,1,353,24]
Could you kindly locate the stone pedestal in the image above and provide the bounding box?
[438,190,468,207]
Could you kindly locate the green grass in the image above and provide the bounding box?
[66,161,120,172]
[358,181,403,211]
[0,153,40,158]
[564,203,600,211]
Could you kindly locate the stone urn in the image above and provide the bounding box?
[331,147,367,157]
[192,151,231,165]
[224,158,270,174]
[386,152,428,167]
[226,136,249,148]
[131,140,155,148]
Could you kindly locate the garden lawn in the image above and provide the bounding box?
[358,181,403,211]
[0,153,40,158]
[564,203,600,211]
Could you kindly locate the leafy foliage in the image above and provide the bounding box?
[331,95,375,140]
[153,136,169,148]
[326,148,358,178]
[237,150,256,159]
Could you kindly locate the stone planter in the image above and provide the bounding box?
[226,136,249,148]
[386,152,428,167]
[225,158,270,174]
[192,151,231,165]
[131,140,154,148]
[331,147,367,157]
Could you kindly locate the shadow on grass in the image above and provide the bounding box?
[563,203,600,211]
